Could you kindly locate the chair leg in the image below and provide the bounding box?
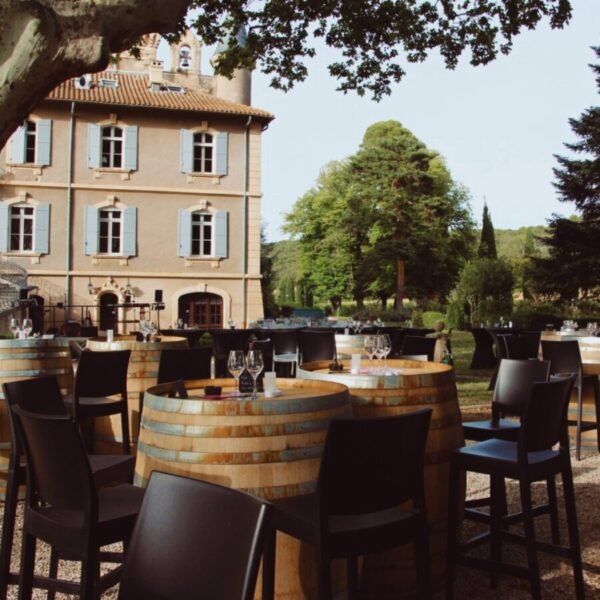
[414,517,432,600]
[593,376,600,454]
[315,548,332,600]
[489,475,503,589]
[261,529,276,600]
[561,465,585,600]
[518,477,542,600]
[17,531,36,600]
[79,547,99,600]
[47,548,59,600]
[445,457,460,600]
[575,384,584,461]
[346,556,359,600]
[546,477,560,545]
[0,464,22,600]
[120,405,131,455]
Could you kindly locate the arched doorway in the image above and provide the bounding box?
[99,293,118,332]
[178,293,223,329]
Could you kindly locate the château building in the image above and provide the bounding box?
[0,32,273,333]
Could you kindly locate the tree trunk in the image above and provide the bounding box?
[0,0,191,150]
[395,258,405,318]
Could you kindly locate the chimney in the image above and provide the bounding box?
[148,60,164,89]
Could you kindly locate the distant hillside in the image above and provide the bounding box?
[495,225,548,258]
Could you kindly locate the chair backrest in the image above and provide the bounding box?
[488,331,510,359]
[74,349,131,399]
[519,376,575,454]
[157,347,212,384]
[118,471,273,600]
[317,409,432,518]
[269,329,300,356]
[402,336,436,361]
[2,375,68,462]
[541,340,583,376]
[299,330,337,363]
[492,359,551,416]
[11,407,95,514]
[248,338,273,372]
[504,332,541,360]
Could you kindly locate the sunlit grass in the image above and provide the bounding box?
[451,330,493,408]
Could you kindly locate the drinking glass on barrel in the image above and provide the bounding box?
[228,350,245,396]
[246,350,264,400]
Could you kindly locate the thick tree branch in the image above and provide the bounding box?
[0,0,190,149]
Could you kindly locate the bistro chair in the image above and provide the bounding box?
[504,332,541,360]
[269,328,300,377]
[0,376,135,600]
[446,377,584,600]
[64,349,131,454]
[157,347,212,384]
[249,337,274,372]
[400,336,436,361]
[298,329,337,364]
[118,471,273,600]
[262,410,433,600]
[10,406,144,600]
[541,339,600,460]
[487,331,511,390]
[211,329,253,377]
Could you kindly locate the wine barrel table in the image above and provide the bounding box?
[136,377,351,599]
[297,359,464,598]
[0,338,74,499]
[86,335,188,453]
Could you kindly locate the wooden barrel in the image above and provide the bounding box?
[0,338,74,499]
[136,377,351,599]
[86,336,188,452]
[297,359,464,598]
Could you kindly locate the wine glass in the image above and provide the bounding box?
[147,321,158,342]
[22,318,33,338]
[139,319,150,342]
[9,318,19,339]
[379,334,392,372]
[363,335,376,363]
[246,350,264,400]
[227,350,246,396]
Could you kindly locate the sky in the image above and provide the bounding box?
[242,0,600,242]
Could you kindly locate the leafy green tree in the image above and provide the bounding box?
[478,203,497,259]
[458,258,514,326]
[285,121,475,312]
[260,227,277,317]
[1,1,574,150]
[532,46,600,301]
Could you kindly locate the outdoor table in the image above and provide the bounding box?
[0,337,74,499]
[86,335,188,452]
[135,377,351,599]
[159,328,205,348]
[296,358,464,598]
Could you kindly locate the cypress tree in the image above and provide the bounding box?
[478,203,497,259]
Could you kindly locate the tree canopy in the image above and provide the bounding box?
[284,120,476,311]
[531,46,600,301]
[1,0,574,149]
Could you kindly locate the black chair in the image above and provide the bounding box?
[157,347,212,384]
[11,406,144,600]
[401,335,436,361]
[249,338,274,372]
[541,339,600,460]
[298,329,337,364]
[118,471,272,600]
[487,331,511,390]
[446,377,584,600]
[211,329,253,377]
[262,410,433,600]
[64,349,132,454]
[0,376,136,600]
[504,332,541,360]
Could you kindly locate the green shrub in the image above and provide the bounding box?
[446,300,467,330]
[510,300,562,329]
[421,311,445,328]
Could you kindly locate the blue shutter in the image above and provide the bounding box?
[122,207,137,255]
[84,205,99,255]
[0,204,9,252]
[9,124,26,164]
[124,126,138,170]
[215,132,228,176]
[178,209,191,257]
[214,211,228,258]
[37,120,52,166]
[33,203,50,253]
[180,129,193,173]
[88,124,101,168]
